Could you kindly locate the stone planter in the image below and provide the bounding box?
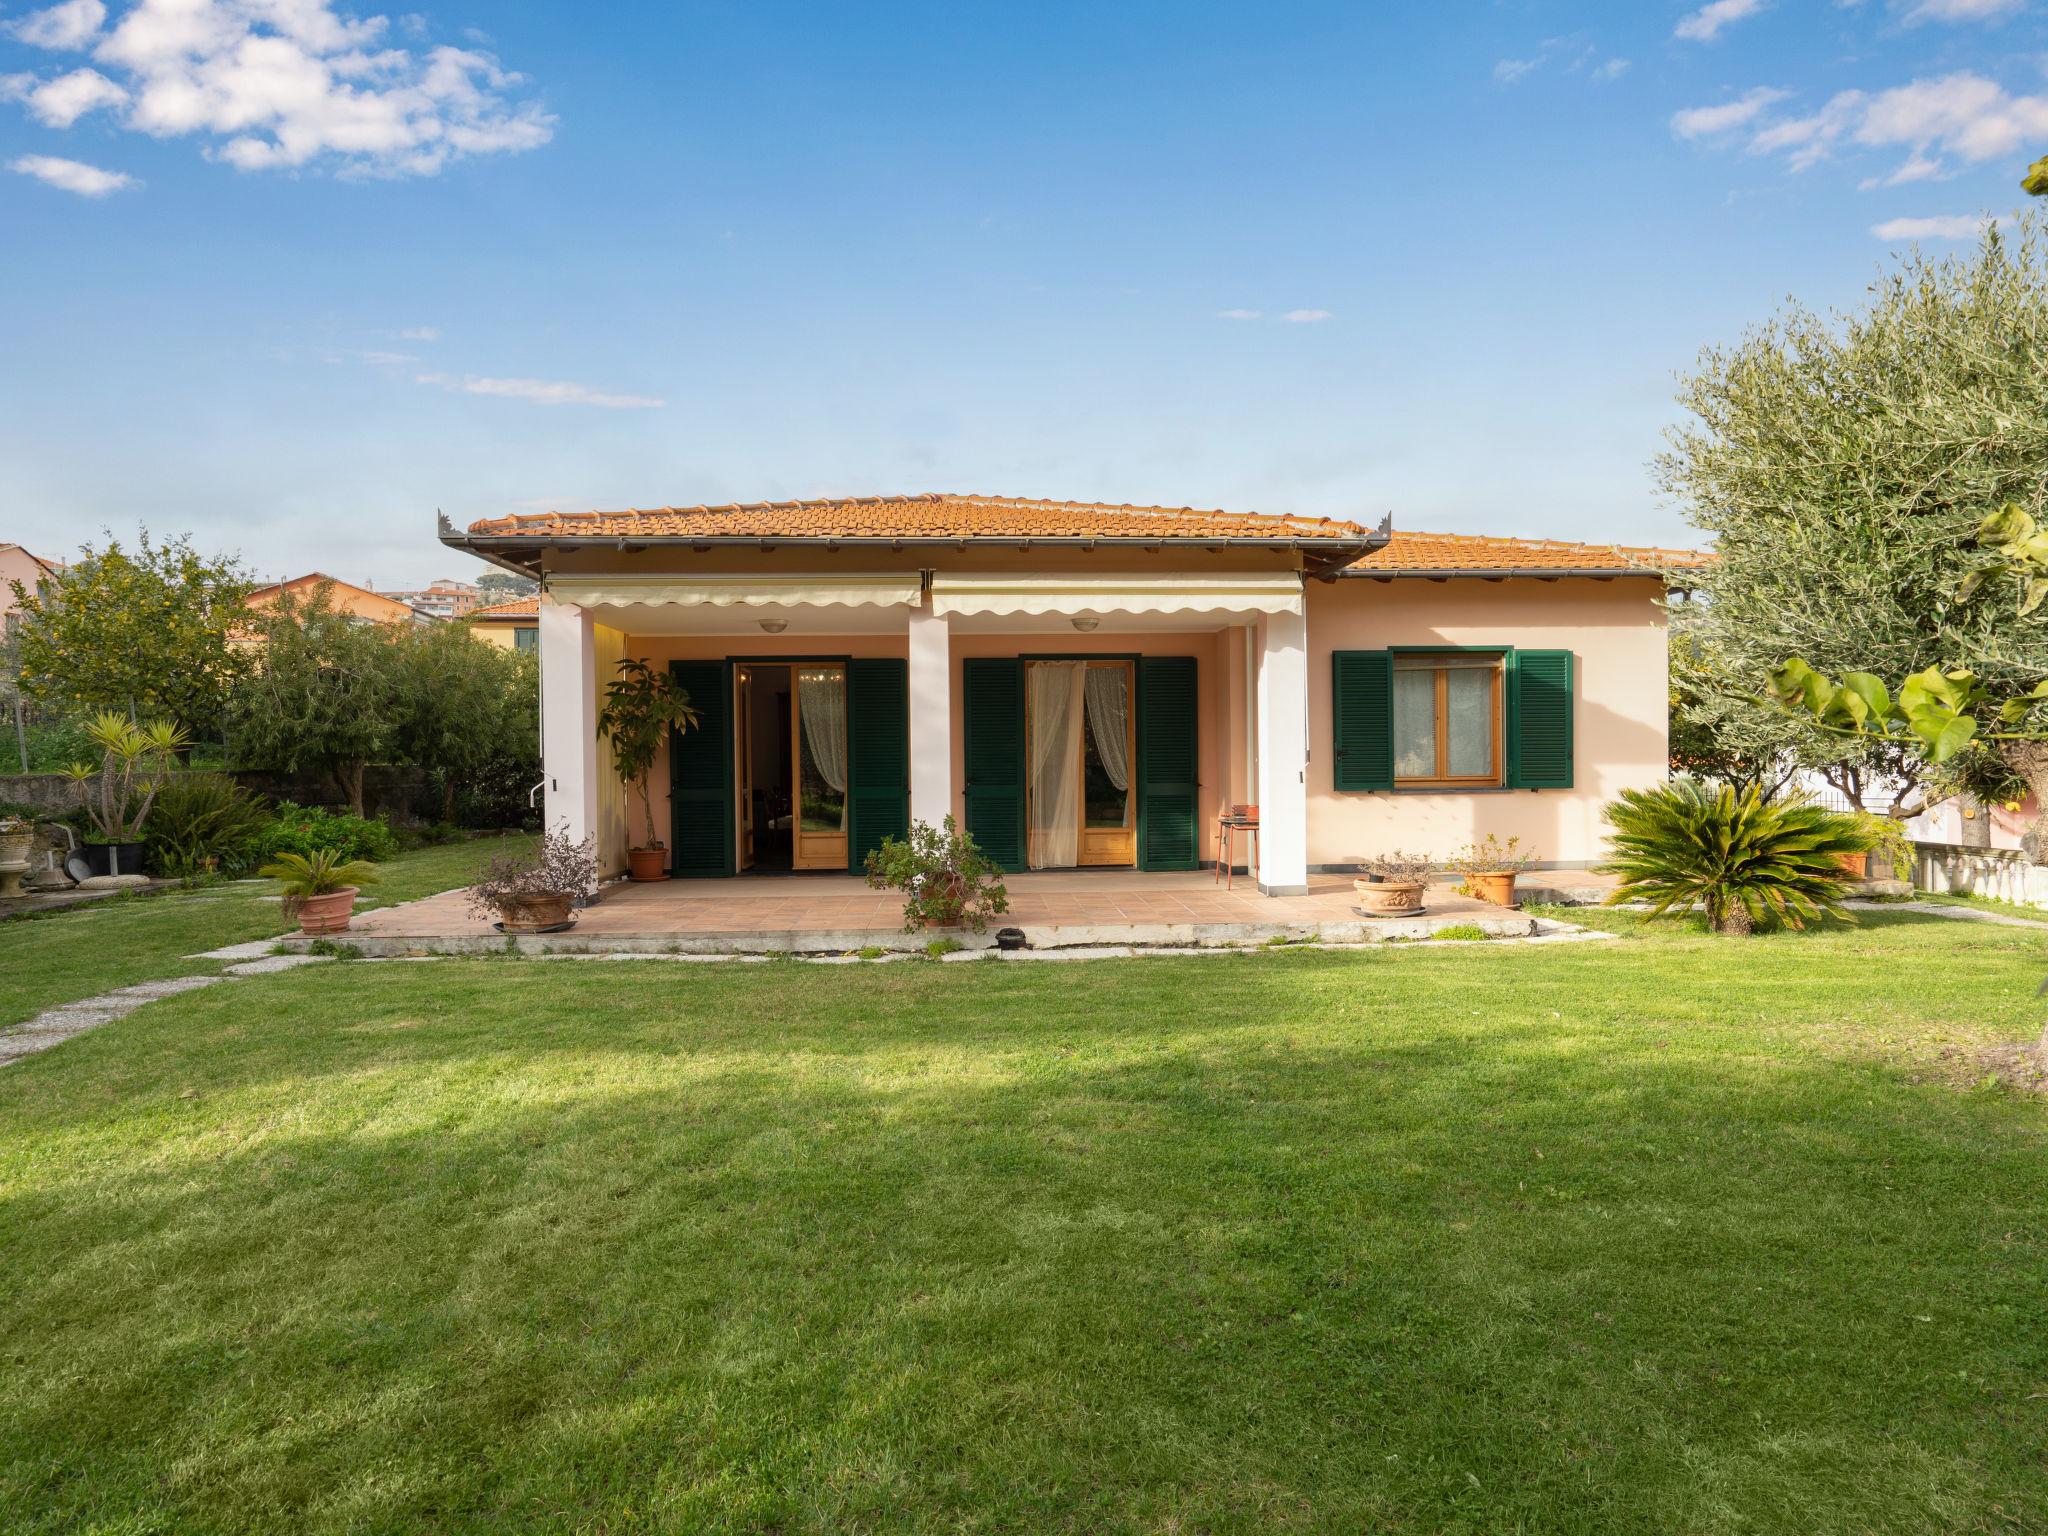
[627,846,669,882]
[296,886,359,935]
[0,830,33,866]
[495,891,577,933]
[1353,878,1426,916]
[1464,871,1521,908]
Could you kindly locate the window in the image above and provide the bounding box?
[513,626,537,653]
[1391,653,1502,786]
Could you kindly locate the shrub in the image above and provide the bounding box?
[145,772,272,877]
[253,801,400,865]
[1446,835,1540,876]
[1360,850,1433,882]
[464,826,598,923]
[863,816,1010,933]
[1599,780,1874,935]
[1431,924,1491,942]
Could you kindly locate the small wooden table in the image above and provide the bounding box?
[1216,811,1260,890]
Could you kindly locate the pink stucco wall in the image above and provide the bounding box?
[1304,577,1669,867]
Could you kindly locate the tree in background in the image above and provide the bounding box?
[7,530,250,740]
[228,585,400,816]
[389,619,539,823]
[1657,215,2048,823]
[474,571,538,597]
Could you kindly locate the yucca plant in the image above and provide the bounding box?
[1598,781,1875,935]
[258,848,383,898]
[61,712,190,842]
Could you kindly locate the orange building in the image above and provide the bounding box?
[244,573,427,627]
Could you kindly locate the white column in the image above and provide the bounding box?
[1255,606,1310,896]
[539,599,599,849]
[907,596,953,829]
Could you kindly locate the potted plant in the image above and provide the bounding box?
[597,658,701,881]
[1447,834,1540,908]
[260,848,381,935]
[864,816,1010,933]
[61,712,189,876]
[466,826,599,933]
[1841,812,1909,884]
[1352,850,1433,915]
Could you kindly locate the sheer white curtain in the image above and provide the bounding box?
[1027,662,1085,868]
[798,668,848,827]
[1083,666,1131,803]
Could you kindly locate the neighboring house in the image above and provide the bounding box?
[441,494,1698,888]
[0,542,62,636]
[244,573,429,627]
[468,594,539,651]
[386,577,483,620]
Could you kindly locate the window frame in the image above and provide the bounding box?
[1390,649,1505,789]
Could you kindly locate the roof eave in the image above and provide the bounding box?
[1341,565,1686,582]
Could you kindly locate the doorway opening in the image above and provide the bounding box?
[736,661,849,873]
[1024,659,1136,869]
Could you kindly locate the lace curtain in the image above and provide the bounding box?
[797,668,848,817]
[1026,662,1085,868]
[1083,666,1131,793]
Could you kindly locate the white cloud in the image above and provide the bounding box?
[1671,87,1789,139]
[415,373,665,409]
[8,0,106,50]
[1591,58,1630,83]
[1870,211,2007,238]
[9,151,137,195]
[1494,57,1541,84]
[0,0,554,179]
[1904,0,2024,21]
[3,65,128,126]
[1859,150,1947,187]
[1280,309,1333,323]
[397,325,440,341]
[1216,308,1262,320]
[1675,0,1766,42]
[1747,73,2048,176]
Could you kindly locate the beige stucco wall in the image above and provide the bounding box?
[1303,577,1668,867]
[593,623,632,877]
[470,622,533,651]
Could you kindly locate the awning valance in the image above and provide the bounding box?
[546,573,921,610]
[929,572,1302,618]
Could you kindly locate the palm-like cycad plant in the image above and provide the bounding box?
[258,848,383,898]
[1598,780,1874,935]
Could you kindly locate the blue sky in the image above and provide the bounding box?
[3,0,2045,585]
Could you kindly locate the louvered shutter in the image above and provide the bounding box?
[962,658,1026,871]
[667,660,734,876]
[1508,649,1574,789]
[846,658,909,869]
[1137,656,1199,871]
[1331,651,1394,791]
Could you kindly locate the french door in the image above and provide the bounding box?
[1024,659,1136,869]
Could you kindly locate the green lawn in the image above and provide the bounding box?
[2,907,2046,1532]
[0,834,533,1028]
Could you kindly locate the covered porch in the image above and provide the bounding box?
[327,868,1603,956]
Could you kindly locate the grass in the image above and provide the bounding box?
[0,834,533,1027]
[1915,890,2048,923]
[2,904,2047,1532]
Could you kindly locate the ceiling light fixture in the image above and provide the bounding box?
[759,618,788,634]
[1071,616,1100,632]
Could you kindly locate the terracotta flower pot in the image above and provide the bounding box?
[1835,852,1869,879]
[1354,878,1426,916]
[496,890,576,933]
[1464,871,1521,908]
[296,886,359,935]
[628,846,669,882]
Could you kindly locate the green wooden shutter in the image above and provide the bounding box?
[846,658,909,870]
[1508,649,1574,789]
[962,658,1025,871]
[1137,656,1199,871]
[667,660,734,877]
[1331,651,1394,791]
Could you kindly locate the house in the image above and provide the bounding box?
[441,494,1697,889]
[245,573,428,627]
[0,543,62,636]
[468,594,539,651]
[384,577,483,620]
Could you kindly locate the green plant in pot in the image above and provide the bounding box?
[260,848,381,935]
[61,713,189,877]
[864,816,1010,933]
[1446,834,1539,908]
[597,658,701,881]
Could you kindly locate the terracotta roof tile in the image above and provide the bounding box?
[464,493,1375,543]
[470,594,538,618]
[1346,529,1707,576]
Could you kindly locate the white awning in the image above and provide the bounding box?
[546,573,921,609]
[929,572,1303,618]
